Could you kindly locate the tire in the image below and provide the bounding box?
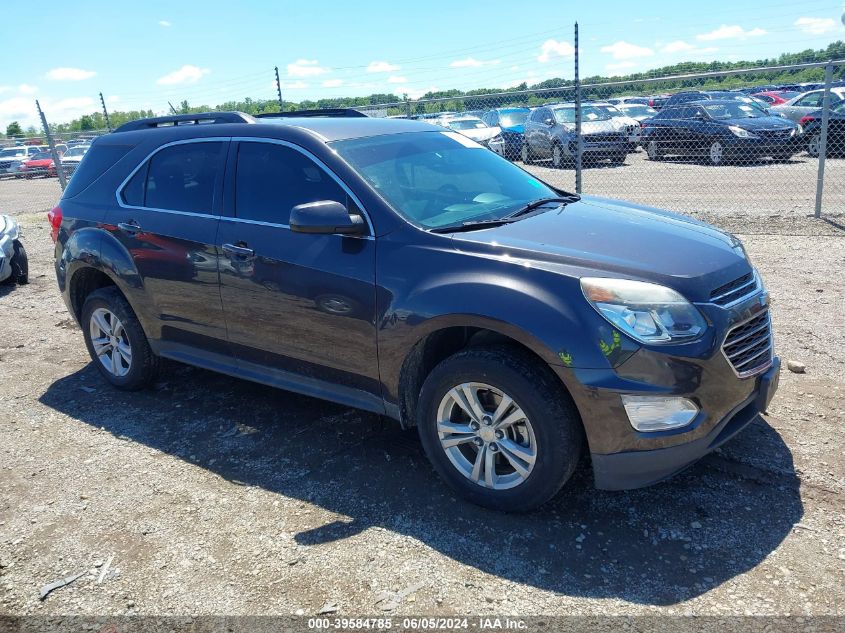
[81,287,159,390]
[10,240,28,284]
[520,141,533,164]
[416,346,583,512]
[646,140,662,161]
[610,152,626,165]
[551,142,565,169]
[807,132,821,158]
[708,140,725,166]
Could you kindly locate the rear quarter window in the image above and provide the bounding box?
[62,143,134,199]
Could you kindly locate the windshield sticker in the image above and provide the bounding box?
[739,105,753,112]
[441,131,483,148]
[586,112,599,120]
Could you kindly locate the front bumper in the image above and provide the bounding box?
[724,135,798,157]
[591,358,779,489]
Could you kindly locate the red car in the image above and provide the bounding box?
[751,91,800,106]
[20,152,57,178]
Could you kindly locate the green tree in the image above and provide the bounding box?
[6,121,23,137]
[79,115,95,131]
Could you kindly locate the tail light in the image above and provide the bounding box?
[47,205,62,243]
[798,115,813,127]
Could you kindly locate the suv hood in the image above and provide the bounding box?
[451,196,750,301]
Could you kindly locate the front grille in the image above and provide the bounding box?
[710,272,758,306]
[585,133,624,143]
[722,310,773,377]
[755,129,793,140]
[0,161,12,170]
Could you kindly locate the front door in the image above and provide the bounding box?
[217,139,381,406]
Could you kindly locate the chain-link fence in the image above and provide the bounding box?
[2,60,843,221]
[350,60,845,221]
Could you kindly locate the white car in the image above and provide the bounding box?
[591,103,641,146]
[0,215,27,285]
[59,144,90,175]
[435,116,502,146]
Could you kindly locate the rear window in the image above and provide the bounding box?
[63,143,134,199]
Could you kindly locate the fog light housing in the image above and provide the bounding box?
[621,395,698,432]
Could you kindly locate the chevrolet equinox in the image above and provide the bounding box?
[51,110,779,512]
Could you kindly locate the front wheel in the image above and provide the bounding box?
[551,143,566,169]
[81,287,159,390]
[708,140,725,166]
[10,240,28,284]
[807,132,822,158]
[520,142,533,164]
[646,140,662,161]
[417,347,583,512]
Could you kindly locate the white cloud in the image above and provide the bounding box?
[504,75,539,89]
[18,84,38,95]
[661,40,695,54]
[159,20,171,27]
[105,95,120,104]
[156,65,210,85]
[387,76,408,84]
[367,61,400,73]
[794,17,837,35]
[449,57,500,68]
[287,59,329,77]
[406,86,440,100]
[281,80,308,90]
[46,67,97,81]
[537,39,575,63]
[322,79,344,88]
[606,61,637,73]
[696,25,766,41]
[600,41,654,60]
[2,95,98,130]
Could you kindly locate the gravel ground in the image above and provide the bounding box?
[0,160,843,618]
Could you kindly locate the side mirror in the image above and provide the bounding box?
[290,200,366,236]
[544,118,555,127]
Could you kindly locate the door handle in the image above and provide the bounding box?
[222,243,255,258]
[118,221,141,234]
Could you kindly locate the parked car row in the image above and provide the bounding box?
[0,143,90,179]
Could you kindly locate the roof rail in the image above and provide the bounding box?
[113,111,255,133]
[255,108,367,119]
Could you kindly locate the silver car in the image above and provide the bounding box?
[771,88,845,124]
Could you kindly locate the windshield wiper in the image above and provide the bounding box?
[504,195,580,220]
[429,218,517,234]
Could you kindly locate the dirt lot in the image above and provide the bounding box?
[0,159,843,618]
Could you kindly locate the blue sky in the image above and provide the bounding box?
[1,0,844,128]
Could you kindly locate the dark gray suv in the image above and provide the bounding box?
[51,110,779,512]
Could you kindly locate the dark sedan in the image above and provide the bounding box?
[641,100,799,165]
[798,101,845,157]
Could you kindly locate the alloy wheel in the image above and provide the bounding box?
[436,382,537,490]
[647,140,660,160]
[709,141,724,165]
[807,132,822,158]
[89,308,132,377]
[552,144,563,168]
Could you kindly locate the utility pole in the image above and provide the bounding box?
[275,66,284,111]
[574,21,583,194]
[99,92,112,131]
[35,100,67,191]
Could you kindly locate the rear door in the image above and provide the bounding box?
[110,139,229,355]
[216,139,381,403]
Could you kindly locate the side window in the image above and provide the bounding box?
[661,108,680,119]
[122,163,147,206]
[234,142,346,225]
[797,93,822,107]
[144,142,224,213]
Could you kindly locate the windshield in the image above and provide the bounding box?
[499,111,528,127]
[446,119,486,130]
[332,131,558,230]
[0,148,26,157]
[553,105,612,124]
[30,152,51,160]
[620,104,657,117]
[65,146,88,157]
[703,102,769,119]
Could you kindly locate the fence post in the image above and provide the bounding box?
[813,62,834,218]
[574,22,583,194]
[35,100,67,191]
[406,100,412,118]
[275,66,284,111]
[99,92,112,131]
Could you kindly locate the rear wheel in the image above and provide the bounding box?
[807,132,822,158]
[551,142,566,169]
[417,346,583,512]
[646,140,663,161]
[81,287,158,390]
[520,142,533,164]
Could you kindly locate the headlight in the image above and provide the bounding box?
[581,277,707,344]
[789,128,797,137]
[728,125,757,139]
